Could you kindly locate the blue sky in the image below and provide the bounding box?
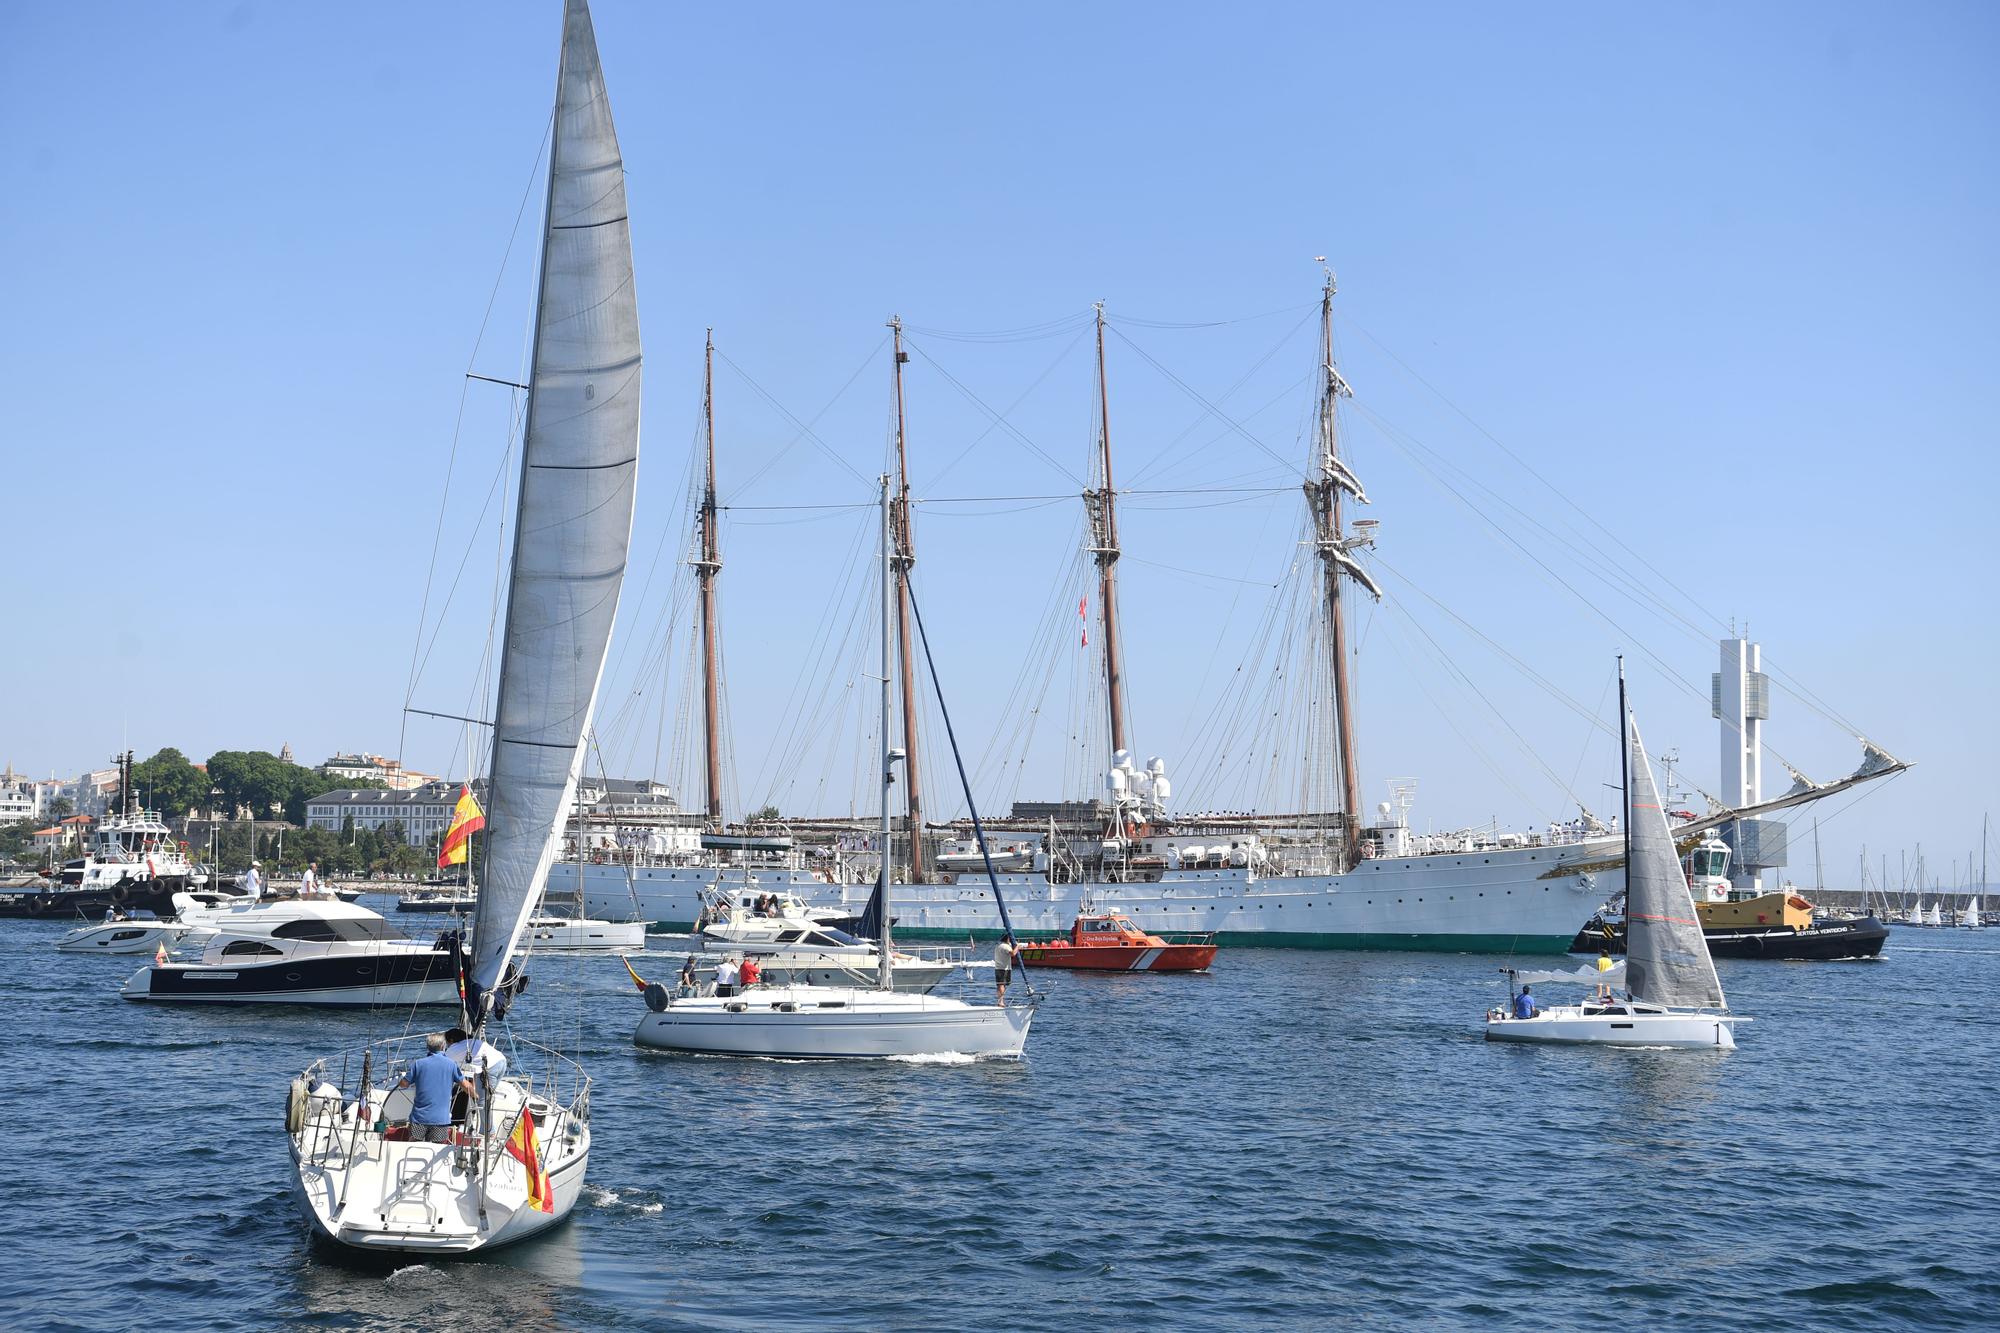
[3,2,1995,888]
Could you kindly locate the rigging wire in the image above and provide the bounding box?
[398,113,553,769]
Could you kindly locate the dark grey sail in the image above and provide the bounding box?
[1623,705,1727,1010]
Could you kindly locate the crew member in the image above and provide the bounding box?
[398,1033,473,1143]
[994,937,1016,1003]
[1512,985,1538,1020]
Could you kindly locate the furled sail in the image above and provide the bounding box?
[1623,706,1726,1010]
[471,0,641,999]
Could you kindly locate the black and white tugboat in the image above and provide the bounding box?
[0,753,214,919]
[1571,835,1889,960]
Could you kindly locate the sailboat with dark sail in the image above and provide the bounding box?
[287,0,641,1251]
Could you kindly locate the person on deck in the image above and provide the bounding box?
[240,862,263,899]
[716,956,741,997]
[399,1034,474,1143]
[300,862,319,897]
[1512,985,1538,1020]
[993,938,1016,1003]
[739,957,762,988]
[679,954,698,996]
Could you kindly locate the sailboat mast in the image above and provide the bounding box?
[696,330,723,823]
[888,318,926,880]
[1305,273,1375,869]
[877,474,897,990]
[1087,302,1129,759]
[1618,655,1631,893]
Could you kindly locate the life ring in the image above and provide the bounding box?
[285,1076,309,1134]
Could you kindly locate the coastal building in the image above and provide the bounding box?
[0,768,40,825]
[302,782,475,846]
[317,753,438,791]
[303,775,681,848]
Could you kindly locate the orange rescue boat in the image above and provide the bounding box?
[1017,911,1217,973]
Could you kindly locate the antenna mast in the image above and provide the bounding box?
[1304,271,1380,870]
[696,330,724,824]
[889,317,926,881]
[1086,302,1129,759]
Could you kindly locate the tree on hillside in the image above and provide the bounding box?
[133,748,206,818]
[45,796,73,821]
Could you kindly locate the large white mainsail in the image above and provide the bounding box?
[1623,705,1727,1011]
[470,0,642,1011]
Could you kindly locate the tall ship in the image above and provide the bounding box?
[574,281,1906,954]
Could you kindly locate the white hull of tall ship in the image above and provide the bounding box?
[576,838,1618,954]
[634,984,1033,1059]
[290,1047,589,1253]
[1484,1002,1742,1050]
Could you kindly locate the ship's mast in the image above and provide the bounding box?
[1086,302,1129,759]
[1303,272,1380,870]
[696,330,723,824]
[889,317,926,881]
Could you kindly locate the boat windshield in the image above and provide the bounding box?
[811,927,861,946]
[271,917,406,943]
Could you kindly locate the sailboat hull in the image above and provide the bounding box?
[634,985,1033,1058]
[290,1072,590,1255]
[1485,1004,1740,1049]
[578,837,1617,955]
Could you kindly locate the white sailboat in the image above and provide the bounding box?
[1486,664,1746,1050]
[632,477,1034,1060]
[287,0,641,1253]
[1927,901,1944,928]
[1906,900,1927,927]
[1961,896,1982,929]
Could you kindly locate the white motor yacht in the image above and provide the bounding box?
[55,901,204,955]
[120,897,460,1007]
[1486,667,1747,1051]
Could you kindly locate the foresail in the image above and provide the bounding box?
[1623,708,1726,1010]
[471,0,641,997]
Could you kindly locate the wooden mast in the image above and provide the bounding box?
[1304,272,1378,869]
[889,317,926,882]
[1087,302,1128,759]
[696,330,723,824]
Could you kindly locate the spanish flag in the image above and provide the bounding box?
[438,784,486,868]
[506,1108,553,1213]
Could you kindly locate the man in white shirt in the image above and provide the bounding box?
[716,955,741,996]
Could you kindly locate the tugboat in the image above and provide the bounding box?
[0,754,208,919]
[1571,835,1889,960]
[1017,909,1218,972]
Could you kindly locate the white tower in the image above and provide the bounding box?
[1712,635,1785,891]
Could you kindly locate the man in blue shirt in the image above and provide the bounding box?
[399,1033,473,1143]
[1512,985,1538,1020]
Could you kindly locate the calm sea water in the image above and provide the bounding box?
[1,909,1993,1331]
